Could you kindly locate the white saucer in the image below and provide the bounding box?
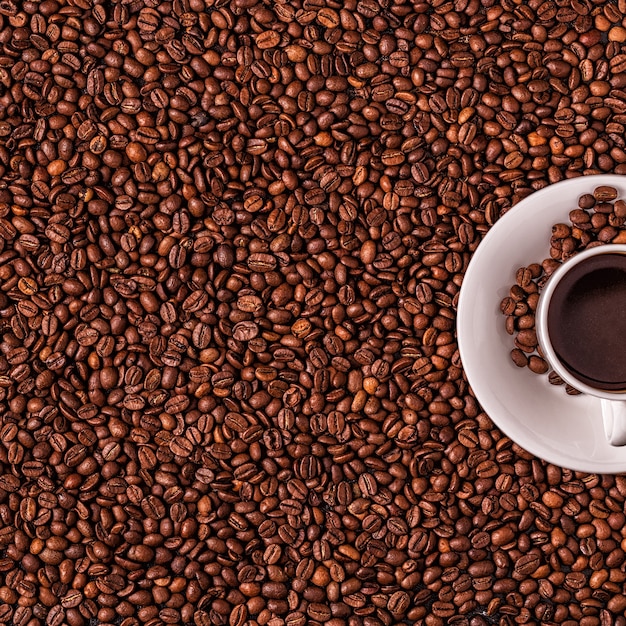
[457,174,626,473]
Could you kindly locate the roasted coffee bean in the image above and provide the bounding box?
[2,5,626,626]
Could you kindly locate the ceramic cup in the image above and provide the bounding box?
[536,244,626,446]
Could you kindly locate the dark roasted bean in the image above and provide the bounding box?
[0,5,625,626]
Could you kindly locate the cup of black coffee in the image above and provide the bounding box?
[537,244,626,446]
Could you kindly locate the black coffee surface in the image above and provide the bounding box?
[548,253,626,390]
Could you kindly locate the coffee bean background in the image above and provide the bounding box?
[2,1,626,626]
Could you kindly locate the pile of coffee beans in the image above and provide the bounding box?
[502,184,626,390]
[3,1,626,625]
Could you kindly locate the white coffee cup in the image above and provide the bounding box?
[536,244,626,446]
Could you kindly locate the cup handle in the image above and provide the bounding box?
[601,399,626,446]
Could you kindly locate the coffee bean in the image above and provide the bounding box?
[256,31,281,49]
[2,5,626,626]
[510,348,529,368]
[528,355,549,374]
[514,553,542,576]
[594,185,618,201]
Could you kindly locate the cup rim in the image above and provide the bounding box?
[536,243,626,398]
